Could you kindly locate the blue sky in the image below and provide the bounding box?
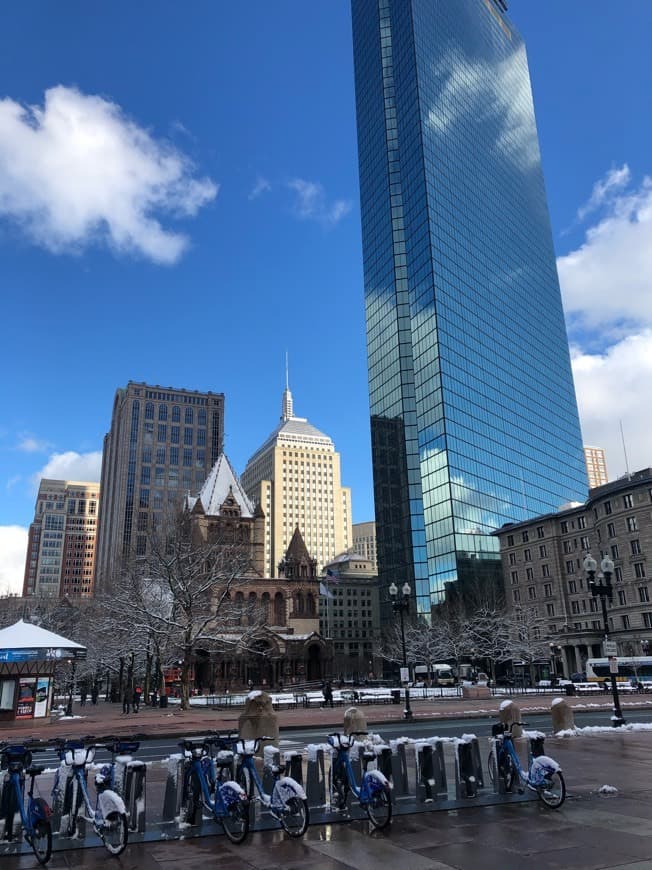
[2,1,652,593]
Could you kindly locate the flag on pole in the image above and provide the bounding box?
[325,568,340,584]
[319,582,334,599]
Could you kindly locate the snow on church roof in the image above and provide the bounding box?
[187,453,255,518]
[0,620,85,651]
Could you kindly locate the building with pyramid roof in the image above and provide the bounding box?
[241,379,352,578]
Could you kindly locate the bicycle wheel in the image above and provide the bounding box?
[101,811,128,856]
[329,768,349,811]
[366,785,392,830]
[29,821,52,866]
[236,765,254,800]
[498,754,515,793]
[221,796,250,844]
[537,770,566,809]
[279,796,309,838]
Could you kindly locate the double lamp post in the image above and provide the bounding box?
[583,553,626,727]
[389,580,413,720]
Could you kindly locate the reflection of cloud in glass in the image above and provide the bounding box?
[425,47,538,168]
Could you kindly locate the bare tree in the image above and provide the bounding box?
[507,605,551,685]
[102,510,264,709]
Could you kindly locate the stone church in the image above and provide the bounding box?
[186,453,331,690]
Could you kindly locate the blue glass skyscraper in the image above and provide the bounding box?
[351,0,588,615]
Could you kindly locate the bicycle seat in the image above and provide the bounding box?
[26,765,46,777]
[327,733,353,750]
[235,739,258,755]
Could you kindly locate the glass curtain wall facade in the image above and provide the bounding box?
[351,0,588,617]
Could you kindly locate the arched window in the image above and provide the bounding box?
[307,593,315,616]
[145,402,154,420]
[274,592,285,626]
[185,407,193,424]
[247,591,257,626]
[295,591,304,616]
[158,405,168,421]
[261,592,271,622]
[235,591,244,626]
[172,406,181,422]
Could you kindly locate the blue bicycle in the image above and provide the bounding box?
[52,739,128,855]
[327,732,392,829]
[0,741,52,865]
[234,737,309,837]
[179,738,249,843]
[488,722,566,808]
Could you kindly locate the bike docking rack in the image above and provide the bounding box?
[1,728,550,858]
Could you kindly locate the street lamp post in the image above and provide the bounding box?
[583,554,626,727]
[549,643,561,684]
[389,581,413,720]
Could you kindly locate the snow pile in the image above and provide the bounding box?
[555,722,652,738]
[551,697,566,707]
[598,784,619,794]
[305,742,333,761]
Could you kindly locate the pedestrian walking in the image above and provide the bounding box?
[133,685,143,712]
[122,692,130,714]
[322,680,334,708]
[91,685,98,705]
[80,688,87,706]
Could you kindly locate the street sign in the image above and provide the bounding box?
[400,667,409,683]
[603,640,618,657]
[609,657,619,674]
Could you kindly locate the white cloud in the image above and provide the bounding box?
[287,178,351,226]
[32,450,102,489]
[0,526,28,595]
[576,164,631,221]
[558,173,652,334]
[248,175,272,200]
[16,435,51,453]
[571,332,652,480]
[557,167,652,480]
[0,86,218,264]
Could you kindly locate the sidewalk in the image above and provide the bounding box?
[3,729,652,869]
[2,691,652,741]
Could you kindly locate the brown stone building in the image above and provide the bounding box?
[494,468,652,678]
[186,454,330,690]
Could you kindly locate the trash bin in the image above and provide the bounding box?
[159,694,168,708]
[391,689,401,704]
[565,684,575,696]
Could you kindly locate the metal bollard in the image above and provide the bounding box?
[455,740,479,799]
[123,761,147,833]
[306,746,326,808]
[162,755,185,821]
[284,751,303,786]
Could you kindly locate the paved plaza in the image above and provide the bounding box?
[2,696,652,868]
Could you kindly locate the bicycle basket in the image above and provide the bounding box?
[235,739,257,755]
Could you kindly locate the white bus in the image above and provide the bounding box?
[413,664,456,686]
[586,656,652,686]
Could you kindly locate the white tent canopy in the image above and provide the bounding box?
[0,619,85,653]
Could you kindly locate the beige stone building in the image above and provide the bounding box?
[352,521,377,571]
[320,552,381,680]
[23,479,99,598]
[494,468,652,678]
[241,382,352,578]
[584,446,608,489]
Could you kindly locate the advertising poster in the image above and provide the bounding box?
[34,677,50,718]
[16,677,36,719]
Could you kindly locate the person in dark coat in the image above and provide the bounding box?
[322,681,334,708]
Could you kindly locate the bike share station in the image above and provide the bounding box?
[1,699,563,860]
